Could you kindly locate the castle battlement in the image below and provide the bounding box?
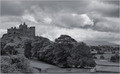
[7,22,35,37]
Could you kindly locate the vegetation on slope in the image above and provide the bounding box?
[24,35,96,68]
[1,55,33,73]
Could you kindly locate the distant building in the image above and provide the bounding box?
[7,22,35,37]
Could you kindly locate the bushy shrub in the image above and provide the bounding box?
[33,35,96,68]
[1,56,19,73]
[1,43,18,55]
[110,53,120,62]
[37,43,69,67]
[1,41,6,50]
[11,55,33,73]
[67,56,83,68]
[38,45,54,64]
[67,43,96,68]
[100,55,105,59]
[85,58,96,67]
[93,56,97,59]
[32,36,52,58]
[1,55,33,73]
[1,64,18,73]
[53,43,69,67]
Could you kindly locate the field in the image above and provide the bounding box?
[95,59,119,73]
[30,58,119,73]
[95,53,115,59]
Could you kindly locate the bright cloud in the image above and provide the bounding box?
[22,14,38,23]
[80,14,94,26]
[51,13,94,28]
[43,17,52,24]
[1,0,120,44]
[38,25,120,44]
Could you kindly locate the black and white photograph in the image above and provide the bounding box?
[0,0,120,73]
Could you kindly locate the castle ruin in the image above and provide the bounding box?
[7,22,35,37]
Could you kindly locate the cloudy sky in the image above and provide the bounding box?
[0,0,120,44]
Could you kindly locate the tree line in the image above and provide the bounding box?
[24,35,96,68]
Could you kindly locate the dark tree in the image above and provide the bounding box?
[1,44,18,55]
[32,36,52,58]
[67,42,96,68]
[1,42,6,50]
[110,53,120,62]
[32,35,96,68]
[100,55,105,59]
[24,41,32,59]
[53,43,69,67]
[42,44,55,64]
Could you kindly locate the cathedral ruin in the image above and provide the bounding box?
[7,22,35,37]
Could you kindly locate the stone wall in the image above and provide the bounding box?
[7,22,35,37]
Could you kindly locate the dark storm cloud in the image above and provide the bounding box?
[87,0,119,17]
[1,0,120,44]
[1,0,119,17]
[20,0,91,15]
[100,5,119,17]
[1,1,25,16]
[100,0,119,17]
[88,13,120,33]
[98,7,119,17]
[37,1,89,13]
[1,0,91,16]
[1,0,120,33]
[101,0,119,5]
